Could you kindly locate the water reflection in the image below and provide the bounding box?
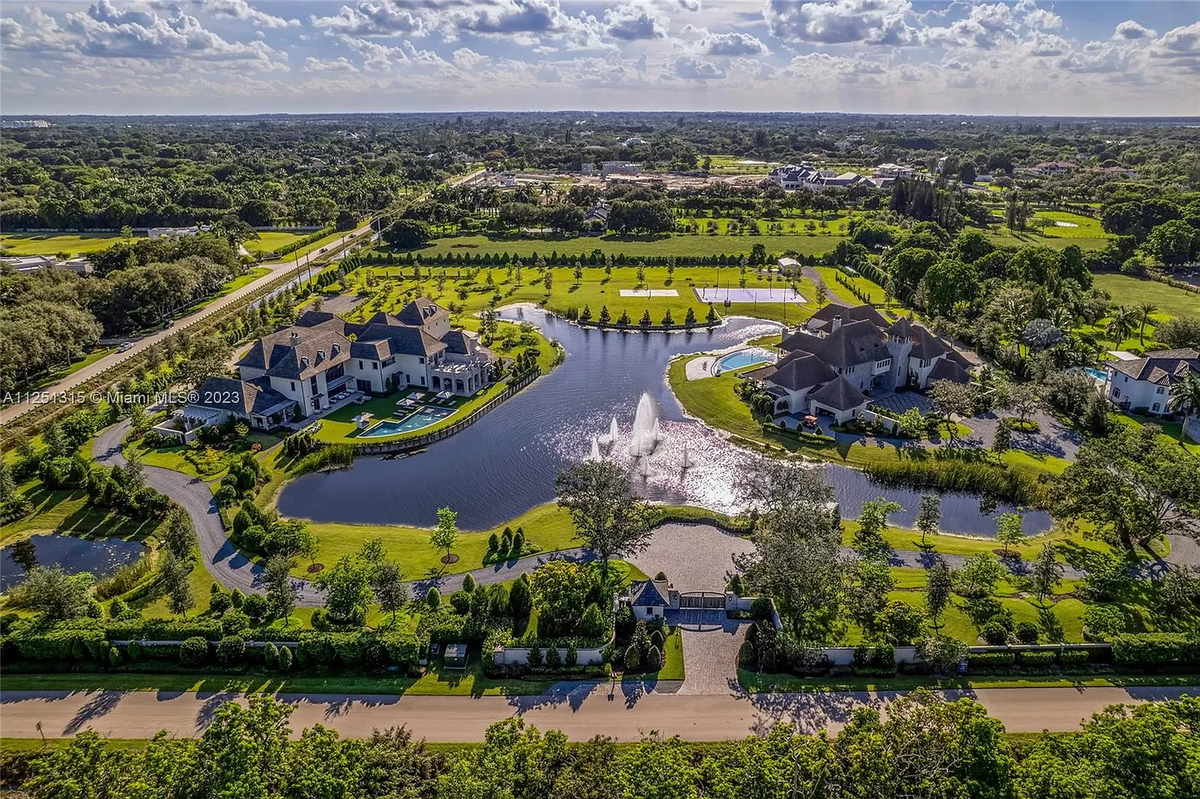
[1,533,146,592]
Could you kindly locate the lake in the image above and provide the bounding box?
[1,533,147,592]
[278,307,1052,536]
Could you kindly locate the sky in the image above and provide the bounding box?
[2,1,1198,117]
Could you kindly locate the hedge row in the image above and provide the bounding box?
[1112,633,1200,666]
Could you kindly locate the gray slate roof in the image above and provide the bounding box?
[1108,349,1200,386]
[630,579,670,608]
[191,377,294,416]
[808,375,869,411]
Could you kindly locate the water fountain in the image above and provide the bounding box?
[628,392,661,457]
[589,436,602,461]
[680,441,693,470]
[600,417,619,449]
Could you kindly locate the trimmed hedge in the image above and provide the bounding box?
[1016,650,1056,668]
[1059,648,1091,667]
[13,629,108,662]
[968,652,1016,670]
[1112,633,1200,666]
[297,631,420,669]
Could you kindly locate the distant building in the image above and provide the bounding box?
[600,161,641,179]
[0,254,93,275]
[622,136,648,147]
[873,163,917,180]
[1,119,51,128]
[1032,161,1076,177]
[769,163,883,191]
[148,226,200,240]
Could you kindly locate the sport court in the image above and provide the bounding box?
[694,286,807,305]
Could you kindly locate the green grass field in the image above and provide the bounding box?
[0,232,127,256]
[2,483,164,545]
[702,154,779,174]
[413,232,847,260]
[243,231,309,255]
[346,265,822,327]
[1091,273,1200,321]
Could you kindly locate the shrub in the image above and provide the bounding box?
[279,645,293,672]
[179,636,208,667]
[1083,605,1126,641]
[509,576,532,619]
[526,647,543,669]
[263,642,279,669]
[1112,633,1200,666]
[968,652,1016,671]
[645,644,663,671]
[624,644,641,671]
[242,594,269,622]
[216,635,245,666]
[127,640,142,661]
[738,640,755,669]
[426,588,441,610]
[230,588,245,609]
[614,606,636,640]
[449,591,472,615]
[208,592,231,615]
[545,646,563,669]
[1059,648,1091,667]
[311,609,332,631]
[108,646,122,667]
[462,574,476,593]
[981,622,1010,646]
[108,597,129,619]
[749,596,773,621]
[579,604,606,640]
[221,611,250,637]
[1015,621,1040,644]
[566,643,578,667]
[1016,650,1056,668]
[987,611,1015,632]
[653,571,668,582]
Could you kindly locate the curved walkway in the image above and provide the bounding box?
[801,265,850,308]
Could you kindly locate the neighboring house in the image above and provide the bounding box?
[235,299,496,420]
[585,201,611,227]
[768,163,885,191]
[1032,161,1075,177]
[776,257,801,276]
[874,163,917,179]
[1104,348,1200,416]
[622,136,648,147]
[747,304,972,423]
[0,255,93,275]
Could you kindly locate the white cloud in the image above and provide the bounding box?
[311,1,428,37]
[674,55,724,79]
[764,0,919,46]
[924,3,1021,50]
[195,0,299,29]
[304,55,358,72]
[1113,20,1157,41]
[605,3,669,41]
[1023,8,1060,31]
[684,27,769,56]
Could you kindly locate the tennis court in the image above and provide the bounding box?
[694,287,807,305]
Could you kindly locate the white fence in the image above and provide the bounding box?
[493,634,614,666]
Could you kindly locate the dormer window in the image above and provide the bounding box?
[301,357,310,368]
[317,350,326,361]
[332,344,341,356]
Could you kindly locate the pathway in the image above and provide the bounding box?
[801,266,851,308]
[2,685,1196,742]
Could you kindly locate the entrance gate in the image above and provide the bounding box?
[679,591,725,610]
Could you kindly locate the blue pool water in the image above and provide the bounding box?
[1084,367,1107,381]
[360,406,456,438]
[714,347,776,375]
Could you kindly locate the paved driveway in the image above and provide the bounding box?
[627,523,753,591]
[669,611,751,696]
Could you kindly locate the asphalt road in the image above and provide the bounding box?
[0,224,374,427]
[1,685,1194,742]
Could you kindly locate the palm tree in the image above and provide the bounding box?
[1167,371,1200,444]
[1137,302,1157,345]
[1105,305,1136,348]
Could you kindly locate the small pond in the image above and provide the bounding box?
[1,533,147,593]
[279,307,1052,537]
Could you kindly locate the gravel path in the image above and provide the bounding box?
[802,266,851,307]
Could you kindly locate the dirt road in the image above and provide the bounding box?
[2,685,1193,742]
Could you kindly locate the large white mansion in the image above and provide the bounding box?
[182,299,495,430]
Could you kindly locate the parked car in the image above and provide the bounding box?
[117,342,133,353]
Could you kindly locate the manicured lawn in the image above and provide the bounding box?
[841,519,1117,563]
[2,483,164,545]
[348,264,821,327]
[650,628,686,681]
[243,231,310,255]
[131,431,281,479]
[1109,411,1199,454]
[1091,273,1199,321]
[702,154,779,174]
[815,266,885,305]
[413,232,847,260]
[0,232,126,256]
[184,267,271,314]
[299,503,581,581]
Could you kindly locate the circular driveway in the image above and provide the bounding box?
[626,523,753,591]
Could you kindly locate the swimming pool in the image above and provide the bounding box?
[713,347,776,375]
[360,406,456,438]
[1083,367,1108,381]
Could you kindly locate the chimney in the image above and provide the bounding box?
[290,332,300,345]
[831,313,843,332]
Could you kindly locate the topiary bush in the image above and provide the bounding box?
[1015,621,1040,644]
[981,622,1010,646]
[545,646,562,669]
[208,591,231,615]
[1059,648,1091,668]
[462,574,476,593]
[279,645,293,672]
[1016,650,1056,668]
[179,636,208,667]
[566,643,578,667]
[624,643,641,671]
[216,635,245,666]
[738,640,755,669]
[450,591,472,615]
[645,644,663,671]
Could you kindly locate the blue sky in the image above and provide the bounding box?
[2,1,1198,116]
